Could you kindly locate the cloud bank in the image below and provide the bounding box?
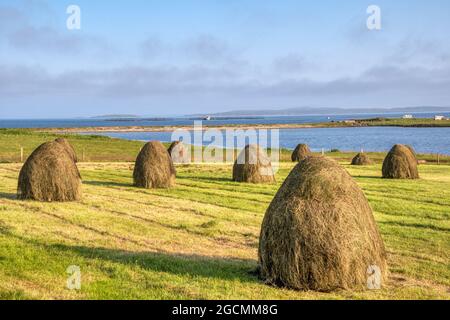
[1,1,449,117]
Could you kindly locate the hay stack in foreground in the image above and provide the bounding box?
[134,141,176,188]
[291,144,311,162]
[259,156,387,291]
[17,139,82,201]
[232,145,275,183]
[167,141,190,164]
[351,153,373,165]
[382,144,419,179]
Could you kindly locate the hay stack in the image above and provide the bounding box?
[232,145,275,183]
[382,144,419,179]
[406,145,419,164]
[17,140,82,201]
[259,156,387,291]
[167,141,190,164]
[351,153,373,165]
[291,144,311,162]
[55,138,78,163]
[133,141,176,188]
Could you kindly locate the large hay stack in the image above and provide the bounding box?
[17,139,82,202]
[382,144,419,179]
[259,156,387,291]
[291,144,311,162]
[351,153,373,165]
[133,141,176,188]
[232,145,275,183]
[167,141,190,164]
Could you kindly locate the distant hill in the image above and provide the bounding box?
[91,107,450,120]
[202,106,450,117]
[91,114,140,119]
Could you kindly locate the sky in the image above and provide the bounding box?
[0,0,450,118]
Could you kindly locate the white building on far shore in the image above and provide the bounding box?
[402,114,413,119]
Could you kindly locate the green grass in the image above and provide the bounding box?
[1,129,449,164]
[304,117,450,128]
[0,129,143,163]
[0,160,449,300]
[354,117,450,127]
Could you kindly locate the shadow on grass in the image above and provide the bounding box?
[5,228,260,284]
[0,290,29,300]
[181,175,233,183]
[378,220,450,233]
[49,243,259,283]
[83,180,133,188]
[352,175,383,180]
[0,192,16,200]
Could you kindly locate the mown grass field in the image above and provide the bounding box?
[0,158,449,299]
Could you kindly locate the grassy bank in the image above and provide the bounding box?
[0,129,143,163]
[0,162,449,299]
[305,117,450,128]
[350,117,450,127]
[1,129,449,164]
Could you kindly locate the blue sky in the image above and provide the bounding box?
[1,0,450,118]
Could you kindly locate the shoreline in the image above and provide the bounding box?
[26,121,450,134]
[33,123,322,133]
[1,126,449,159]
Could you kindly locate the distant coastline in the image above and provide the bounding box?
[192,106,450,117]
[26,117,450,133]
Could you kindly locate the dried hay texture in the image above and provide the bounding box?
[17,139,82,201]
[382,144,419,179]
[259,156,387,291]
[54,138,78,163]
[232,145,276,183]
[406,145,419,164]
[133,141,176,188]
[168,141,190,164]
[291,144,311,162]
[351,153,373,165]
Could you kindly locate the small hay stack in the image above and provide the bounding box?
[232,145,275,183]
[54,138,78,163]
[17,140,82,201]
[351,153,373,165]
[382,144,419,179]
[167,141,190,164]
[291,144,311,162]
[133,141,176,188]
[406,145,419,164]
[259,156,387,291]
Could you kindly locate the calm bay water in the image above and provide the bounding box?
[1,112,449,128]
[2,113,450,154]
[92,127,450,155]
